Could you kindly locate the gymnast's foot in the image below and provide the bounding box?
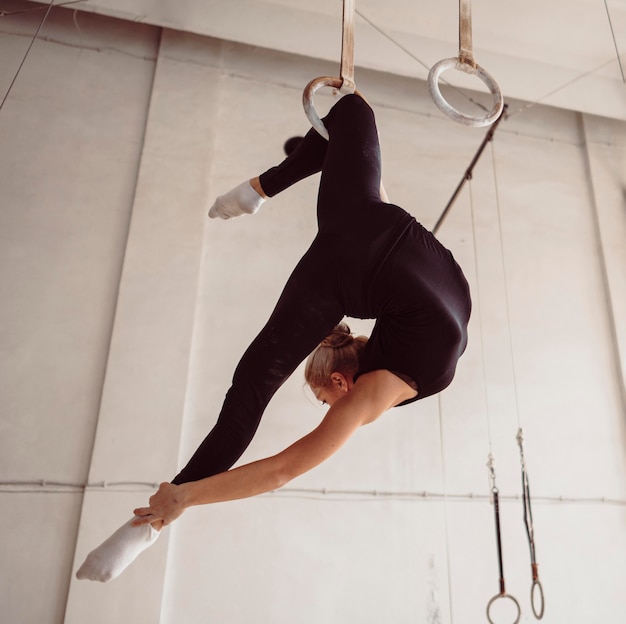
[208,179,266,219]
[76,517,160,582]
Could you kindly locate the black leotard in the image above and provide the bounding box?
[172,95,471,484]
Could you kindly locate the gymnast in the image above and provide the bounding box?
[77,94,471,582]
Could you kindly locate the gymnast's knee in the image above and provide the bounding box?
[340,92,370,111]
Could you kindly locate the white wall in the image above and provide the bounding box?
[0,5,159,623]
[1,3,625,623]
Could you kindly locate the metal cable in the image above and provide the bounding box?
[0,0,55,112]
[1,480,624,505]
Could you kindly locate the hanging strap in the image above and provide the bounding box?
[486,455,521,624]
[458,0,476,67]
[427,0,503,127]
[339,0,356,94]
[303,0,362,140]
[517,429,546,619]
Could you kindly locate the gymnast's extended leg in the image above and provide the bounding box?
[77,250,343,581]
[76,95,377,582]
[208,94,381,220]
[208,112,329,218]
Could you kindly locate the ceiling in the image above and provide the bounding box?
[64,0,626,121]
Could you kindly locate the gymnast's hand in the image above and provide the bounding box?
[132,482,187,528]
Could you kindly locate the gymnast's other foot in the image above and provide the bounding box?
[76,517,160,583]
[208,179,266,220]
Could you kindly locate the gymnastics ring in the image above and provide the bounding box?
[531,579,545,619]
[428,57,504,127]
[302,76,362,140]
[486,592,521,624]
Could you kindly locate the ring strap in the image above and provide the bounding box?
[302,0,359,138]
[458,0,476,67]
[339,0,356,94]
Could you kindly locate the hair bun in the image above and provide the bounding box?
[320,322,353,349]
[305,322,369,388]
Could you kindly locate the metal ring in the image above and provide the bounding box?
[427,57,504,127]
[486,593,522,624]
[302,76,361,140]
[531,579,545,619]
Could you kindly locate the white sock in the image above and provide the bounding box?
[76,517,160,583]
[208,180,265,219]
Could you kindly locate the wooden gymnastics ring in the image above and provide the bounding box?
[486,592,522,624]
[302,76,362,140]
[428,57,503,127]
[428,0,503,127]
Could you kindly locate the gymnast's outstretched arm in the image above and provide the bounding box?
[131,370,416,526]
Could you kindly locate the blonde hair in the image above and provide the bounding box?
[305,322,368,388]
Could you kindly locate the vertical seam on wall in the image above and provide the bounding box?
[579,113,626,417]
[82,27,163,483]
[170,40,228,477]
[64,26,164,622]
[158,34,227,619]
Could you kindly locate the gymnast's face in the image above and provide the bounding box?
[312,372,354,407]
